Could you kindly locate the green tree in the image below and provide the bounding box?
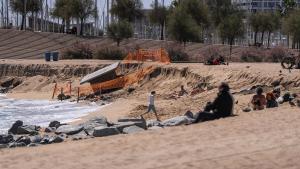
[107,20,133,46]
[110,0,143,22]
[181,0,210,40]
[167,6,201,46]
[283,10,300,50]
[219,13,245,58]
[52,0,74,33]
[149,3,168,40]
[207,0,234,27]
[10,0,40,30]
[265,13,280,48]
[249,12,264,45]
[72,0,97,36]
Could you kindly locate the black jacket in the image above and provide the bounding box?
[205,91,234,118]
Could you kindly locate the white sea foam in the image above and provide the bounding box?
[0,97,100,134]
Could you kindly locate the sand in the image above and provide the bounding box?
[1,61,300,169]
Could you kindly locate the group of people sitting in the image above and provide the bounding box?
[251,86,297,110]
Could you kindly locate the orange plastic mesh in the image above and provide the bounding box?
[52,82,72,99]
[123,48,170,64]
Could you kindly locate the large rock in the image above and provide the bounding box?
[88,116,108,125]
[0,134,14,144]
[117,117,147,129]
[93,126,120,137]
[161,116,195,127]
[55,125,83,135]
[82,116,108,135]
[146,120,163,128]
[0,144,8,149]
[40,135,51,144]
[123,126,145,134]
[8,142,26,148]
[30,135,43,143]
[71,131,91,141]
[15,136,31,145]
[115,122,137,132]
[17,125,40,135]
[8,120,23,134]
[49,135,64,143]
[49,121,61,128]
[45,127,55,133]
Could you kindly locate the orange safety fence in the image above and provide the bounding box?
[123,48,170,64]
[52,65,157,99]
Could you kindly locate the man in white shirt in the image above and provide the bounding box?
[141,91,160,121]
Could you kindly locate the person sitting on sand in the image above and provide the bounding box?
[194,82,234,123]
[251,87,267,110]
[178,85,188,96]
[266,92,278,108]
[141,91,160,121]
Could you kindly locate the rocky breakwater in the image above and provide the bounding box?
[0,112,198,149]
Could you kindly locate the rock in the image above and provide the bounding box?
[40,135,51,144]
[0,134,14,144]
[82,116,108,135]
[8,142,26,148]
[55,125,84,135]
[71,131,90,141]
[49,121,61,128]
[161,116,195,127]
[8,120,23,134]
[115,122,137,132]
[146,120,163,128]
[117,117,147,129]
[123,126,144,134]
[57,94,71,100]
[0,144,7,149]
[148,126,163,130]
[49,135,64,143]
[30,135,43,143]
[17,125,40,135]
[45,127,55,133]
[93,126,120,137]
[243,107,252,112]
[27,143,40,147]
[15,136,31,145]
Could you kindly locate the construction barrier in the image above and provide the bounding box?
[123,48,170,64]
[52,82,72,99]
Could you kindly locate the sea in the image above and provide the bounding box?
[0,94,100,134]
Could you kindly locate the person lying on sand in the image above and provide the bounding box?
[194,82,234,123]
[141,91,160,121]
[251,87,267,110]
[165,85,189,100]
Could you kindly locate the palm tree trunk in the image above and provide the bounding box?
[261,31,265,45]
[80,18,84,36]
[254,31,257,45]
[160,23,164,40]
[20,14,25,30]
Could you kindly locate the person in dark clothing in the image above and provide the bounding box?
[195,82,234,123]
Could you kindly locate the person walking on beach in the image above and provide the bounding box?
[194,82,234,123]
[141,91,160,121]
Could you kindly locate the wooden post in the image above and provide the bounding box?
[60,87,63,102]
[69,82,72,96]
[77,87,80,103]
[52,83,57,99]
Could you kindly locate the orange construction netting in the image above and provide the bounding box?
[52,82,72,99]
[123,48,170,64]
[52,49,170,99]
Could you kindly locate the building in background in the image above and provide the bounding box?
[232,0,300,12]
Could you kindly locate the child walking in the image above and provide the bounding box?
[141,91,160,121]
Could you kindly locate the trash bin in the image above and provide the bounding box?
[52,52,59,61]
[45,52,51,62]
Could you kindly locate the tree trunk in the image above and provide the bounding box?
[117,40,120,47]
[160,23,164,40]
[254,31,257,45]
[80,18,84,36]
[267,31,271,48]
[230,39,233,60]
[261,31,265,45]
[20,14,25,30]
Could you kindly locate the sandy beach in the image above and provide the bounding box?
[1,60,300,169]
